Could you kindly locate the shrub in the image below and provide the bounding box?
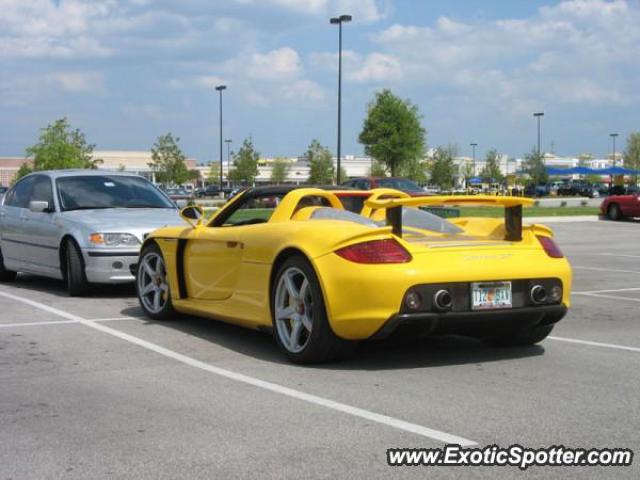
[560,201,567,207]
[580,200,588,207]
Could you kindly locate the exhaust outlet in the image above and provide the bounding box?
[530,285,547,304]
[433,289,453,311]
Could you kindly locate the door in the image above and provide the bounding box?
[19,175,61,275]
[183,227,243,301]
[0,175,37,270]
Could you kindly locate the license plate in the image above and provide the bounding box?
[471,281,512,310]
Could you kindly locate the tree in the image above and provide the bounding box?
[306,139,334,184]
[429,146,457,189]
[459,161,474,186]
[480,149,505,183]
[228,138,260,185]
[398,157,427,183]
[624,132,640,183]
[271,157,291,184]
[369,161,387,177]
[12,162,33,184]
[25,117,100,172]
[148,133,189,185]
[523,148,548,184]
[359,89,426,176]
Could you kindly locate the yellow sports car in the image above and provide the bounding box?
[136,186,572,363]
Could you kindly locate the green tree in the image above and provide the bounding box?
[480,149,505,183]
[271,157,291,184]
[369,161,387,177]
[25,117,100,173]
[148,133,189,185]
[228,138,260,184]
[429,145,457,190]
[459,161,474,185]
[398,157,427,183]
[207,162,221,183]
[624,132,640,183]
[306,139,334,184]
[12,162,34,184]
[334,166,348,184]
[523,148,549,184]
[359,89,426,176]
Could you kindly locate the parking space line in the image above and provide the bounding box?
[572,292,640,303]
[599,253,640,259]
[572,266,640,274]
[0,319,78,328]
[574,287,640,294]
[0,289,477,447]
[548,336,640,353]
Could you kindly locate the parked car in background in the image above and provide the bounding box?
[164,188,194,207]
[556,181,598,198]
[196,184,221,198]
[0,170,183,295]
[606,184,639,197]
[601,189,640,220]
[524,183,550,197]
[341,177,429,196]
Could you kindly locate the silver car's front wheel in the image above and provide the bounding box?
[137,245,174,320]
[274,266,313,353]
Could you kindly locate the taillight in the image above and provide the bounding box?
[537,235,564,258]
[335,239,411,264]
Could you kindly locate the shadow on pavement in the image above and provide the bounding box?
[8,274,137,298]
[120,305,545,371]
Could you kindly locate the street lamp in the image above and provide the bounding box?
[224,139,232,184]
[330,14,352,184]
[470,143,477,178]
[533,112,544,163]
[610,133,619,167]
[215,85,227,190]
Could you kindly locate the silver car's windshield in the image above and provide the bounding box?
[57,175,174,211]
[309,207,463,235]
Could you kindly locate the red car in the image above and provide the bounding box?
[341,177,430,196]
[601,187,640,220]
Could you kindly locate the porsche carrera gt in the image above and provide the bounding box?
[136,186,572,363]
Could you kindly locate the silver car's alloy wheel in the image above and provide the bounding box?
[274,266,313,353]
[138,252,169,315]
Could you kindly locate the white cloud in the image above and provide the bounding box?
[280,79,325,102]
[50,72,104,92]
[347,52,401,82]
[248,47,302,80]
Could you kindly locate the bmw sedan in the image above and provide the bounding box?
[0,170,184,295]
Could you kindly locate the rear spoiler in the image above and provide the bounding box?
[364,195,535,241]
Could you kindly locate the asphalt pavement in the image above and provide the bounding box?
[1,219,638,479]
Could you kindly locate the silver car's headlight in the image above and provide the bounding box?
[89,232,141,247]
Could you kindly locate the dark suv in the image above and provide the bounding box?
[557,181,597,197]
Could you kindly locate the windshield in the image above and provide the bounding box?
[376,178,424,192]
[57,175,175,211]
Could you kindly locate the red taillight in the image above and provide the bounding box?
[537,235,564,258]
[335,239,411,264]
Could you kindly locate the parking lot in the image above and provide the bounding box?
[1,219,638,479]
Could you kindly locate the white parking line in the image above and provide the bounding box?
[572,292,640,303]
[0,317,141,328]
[548,336,640,353]
[572,266,640,274]
[0,289,476,447]
[574,287,640,294]
[599,253,640,259]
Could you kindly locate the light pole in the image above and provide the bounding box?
[610,133,619,167]
[224,139,232,186]
[215,85,227,190]
[330,14,352,185]
[470,143,477,178]
[533,112,544,163]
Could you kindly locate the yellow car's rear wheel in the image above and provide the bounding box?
[272,255,354,363]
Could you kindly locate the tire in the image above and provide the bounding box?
[486,324,554,347]
[0,247,17,282]
[607,203,622,221]
[137,243,176,321]
[271,255,355,363]
[64,239,89,296]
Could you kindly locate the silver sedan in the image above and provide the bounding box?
[0,170,185,295]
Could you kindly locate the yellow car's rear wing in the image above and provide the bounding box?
[364,195,535,241]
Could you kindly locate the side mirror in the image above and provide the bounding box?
[180,205,204,228]
[29,200,50,213]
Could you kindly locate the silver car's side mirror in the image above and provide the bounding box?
[29,200,50,213]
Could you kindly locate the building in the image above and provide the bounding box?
[0,158,30,186]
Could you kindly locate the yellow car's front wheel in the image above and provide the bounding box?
[272,255,355,363]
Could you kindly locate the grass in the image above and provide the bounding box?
[457,206,600,217]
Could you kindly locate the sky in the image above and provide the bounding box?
[1,0,639,163]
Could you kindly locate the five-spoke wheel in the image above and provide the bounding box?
[137,244,175,320]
